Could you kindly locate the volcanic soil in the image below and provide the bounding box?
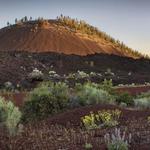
[0,20,132,57]
[1,104,150,150]
[0,52,149,89]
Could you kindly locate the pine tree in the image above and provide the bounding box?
[24,16,28,22]
[7,22,10,26]
[15,18,18,24]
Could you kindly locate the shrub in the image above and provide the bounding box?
[75,82,114,106]
[49,71,60,78]
[147,116,150,123]
[67,72,76,79]
[116,93,134,106]
[81,112,98,130]
[4,81,14,91]
[137,91,150,99]
[76,71,89,79]
[29,68,44,81]
[84,143,93,149]
[105,68,115,76]
[69,96,81,108]
[22,82,70,121]
[98,109,121,127]
[89,72,97,77]
[81,109,121,130]
[134,97,150,109]
[98,79,114,94]
[104,128,131,150]
[0,97,22,136]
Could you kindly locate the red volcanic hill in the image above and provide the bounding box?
[0,17,144,58]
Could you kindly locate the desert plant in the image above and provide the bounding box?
[98,109,121,127]
[137,91,150,99]
[84,143,93,149]
[98,79,114,94]
[104,128,131,150]
[29,68,44,80]
[116,92,134,106]
[76,70,89,79]
[22,82,70,121]
[49,70,60,78]
[75,82,114,106]
[0,96,22,136]
[81,112,98,130]
[134,97,150,109]
[81,109,121,130]
[4,81,14,91]
[89,72,97,77]
[67,72,76,79]
[147,116,150,124]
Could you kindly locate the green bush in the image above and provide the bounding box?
[22,82,70,121]
[74,82,115,106]
[98,79,114,94]
[134,91,150,109]
[84,143,93,149]
[137,91,150,99]
[0,96,22,136]
[116,93,134,106]
[134,97,150,109]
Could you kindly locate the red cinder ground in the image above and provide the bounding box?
[1,104,150,149]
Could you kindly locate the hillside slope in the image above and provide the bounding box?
[0,18,144,58]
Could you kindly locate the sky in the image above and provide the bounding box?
[0,0,150,55]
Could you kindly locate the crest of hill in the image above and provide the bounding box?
[0,16,147,59]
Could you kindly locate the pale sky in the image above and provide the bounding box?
[0,0,150,55]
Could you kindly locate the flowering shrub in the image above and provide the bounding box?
[76,71,89,79]
[89,72,96,77]
[104,128,131,150]
[98,109,121,127]
[49,71,60,78]
[81,109,121,130]
[67,72,76,79]
[49,70,56,76]
[66,71,102,80]
[29,68,44,80]
[81,112,98,130]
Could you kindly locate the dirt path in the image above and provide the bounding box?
[115,85,150,95]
